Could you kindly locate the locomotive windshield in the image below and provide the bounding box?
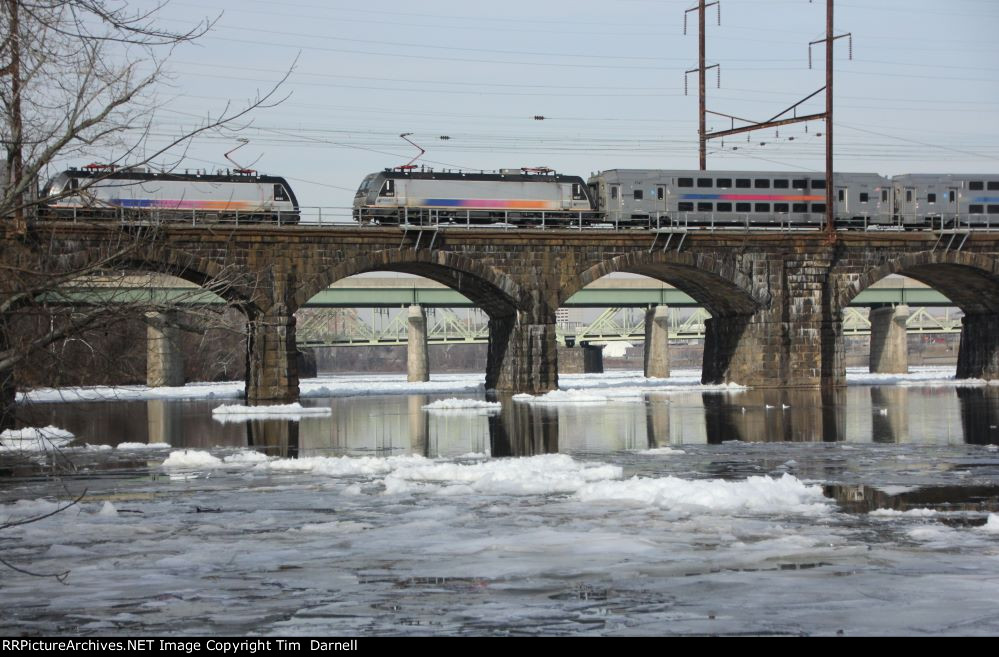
[356,174,376,197]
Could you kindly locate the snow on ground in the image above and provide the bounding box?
[0,426,75,452]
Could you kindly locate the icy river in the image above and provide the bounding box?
[2,367,999,636]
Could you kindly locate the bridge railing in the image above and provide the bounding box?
[43,205,999,231]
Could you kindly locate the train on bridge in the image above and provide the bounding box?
[41,165,300,223]
[37,163,999,230]
[353,167,999,230]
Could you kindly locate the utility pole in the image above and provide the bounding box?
[824,0,836,240]
[684,1,720,170]
[691,0,850,236]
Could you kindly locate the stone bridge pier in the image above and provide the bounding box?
[245,306,300,405]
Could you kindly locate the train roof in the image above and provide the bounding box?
[590,168,883,178]
[374,169,586,184]
[62,168,293,185]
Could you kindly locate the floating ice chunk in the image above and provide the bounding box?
[260,454,429,477]
[383,453,623,496]
[868,507,937,517]
[98,501,118,517]
[639,447,686,455]
[116,442,171,450]
[222,450,271,464]
[576,473,831,515]
[513,389,609,404]
[161,449,223,469]
[0,426,74,451]
[981,514,999,534]
[422,398,501,413]
[212,403,331,422]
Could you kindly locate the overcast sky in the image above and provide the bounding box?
[97,0,999,210]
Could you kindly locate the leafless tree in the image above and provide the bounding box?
[0,1,294,430]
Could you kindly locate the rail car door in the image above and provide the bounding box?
[656,185,667,217]
[945,186,959,224]
[608,184,622,223]
[836,185,849,222]
[902,185,917,225]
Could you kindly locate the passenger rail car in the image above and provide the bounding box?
[891,174,999,227]
[588,169,891,228]
[42,167,300,223]
[353,169,596,224]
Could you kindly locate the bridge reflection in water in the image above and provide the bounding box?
[18,384,999,462]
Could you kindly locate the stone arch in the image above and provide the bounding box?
[564,251,767,316]
[836,250,999,315]
[296,249,525,318]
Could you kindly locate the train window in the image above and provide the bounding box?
[736,202,751,212]
[906,190,912,203]
[882,190,888,203]
[970,205,984,214]
[736,179,751,189]
[838,189,845,202]
[811,179,827,189]
[379,179,395,196]
[717,178,732,188]
[678,178,693,187]
[860,193,869,203]
[610,186,619,199]
[697,202,713,212]
[274,184,289,202]
[792,179,808,189]
[716,202,732,212]
[633,189,644,200]
[572,183,585,200]
[989,182,999,190]
[927,193,937,204]
[949,191,956,202]
[989,205,999,214]
[793,203,808,213]
[969,181,984,191]
[69,178,79,191]
[678,202,694,212]
[773,179,789,189]
[754,179,771,189]
[657,187,665,200]
[754,203,770,212]
[774,203,789,213]
[697,178,713,188]
[811,203,826,213]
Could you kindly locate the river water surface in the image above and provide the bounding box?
[2,368,999,636]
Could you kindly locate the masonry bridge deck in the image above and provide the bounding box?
[6,223,999,404]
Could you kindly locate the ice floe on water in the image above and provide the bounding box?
[513,389,613,404]
[0,426,75,452]
[845,365,981,387]
[114,442,171,450]
[211,402,332,423]
[638,447,687,455]
[15,366,975,409]
[421,398,502,413]
[575,473,832,515]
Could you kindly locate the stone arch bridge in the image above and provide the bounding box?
[10,223,999,404]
